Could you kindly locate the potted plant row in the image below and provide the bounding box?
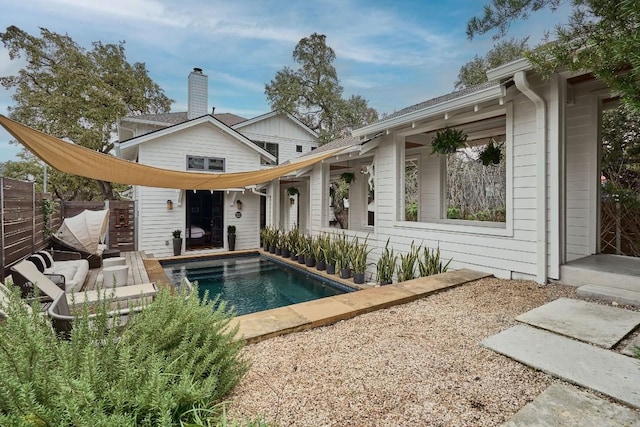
[260,228,372,284]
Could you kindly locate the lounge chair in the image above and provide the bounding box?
[10,260,158,333]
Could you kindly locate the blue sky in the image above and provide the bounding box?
[0,0,571,163]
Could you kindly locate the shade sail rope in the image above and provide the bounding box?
[0,114,348,190]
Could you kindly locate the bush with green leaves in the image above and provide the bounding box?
[0,283,248,426]
[397,241,421,282]
[418,246,452,277]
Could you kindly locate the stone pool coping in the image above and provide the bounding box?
[145,250,491,344]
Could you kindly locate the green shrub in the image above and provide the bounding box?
[0,283,248,426]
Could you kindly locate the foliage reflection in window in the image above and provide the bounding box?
[446,139,505,222]
[405,158,419,221]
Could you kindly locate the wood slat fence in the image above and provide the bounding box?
[1,177,136,281]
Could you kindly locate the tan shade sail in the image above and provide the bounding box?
[0,115,348,190]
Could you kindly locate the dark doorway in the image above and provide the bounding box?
[186,190,224,250]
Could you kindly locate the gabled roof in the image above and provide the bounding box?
[118,114,276,163]
[122,111,247,127]
[232,111,318,139]
[282,133,381,164]
[352,80,505,137]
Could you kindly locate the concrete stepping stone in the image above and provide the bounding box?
[503,383,640,427]
[482,324,640,409]
[578,284,640,308]
[516,298,640,348]
[622,335,640,357]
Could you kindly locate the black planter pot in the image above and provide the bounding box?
[282,249,290,258]
[228,234,236,251]
[316,260,326,271]
[291,252,298,260]
[172,238,182,256]
[379,279,392,286]
[305,257,316,268]
[275,247,282,256]
[340,268,351,279]
[269,246,276,254]
[326,264,336,275]
[297,254,305,264]
[353,272,365,284]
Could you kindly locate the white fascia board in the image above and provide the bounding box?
[119,116,277,163]
[486,58,532,81]
[352,84,506,137]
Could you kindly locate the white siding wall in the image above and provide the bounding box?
[564,82,602,261]
[308,90,549,281]
[136,123,263,257]
[235,114,318,164]
[226,192,261,250]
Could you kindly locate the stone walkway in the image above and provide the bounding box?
[483,297,640,425]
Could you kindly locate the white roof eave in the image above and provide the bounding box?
[486,58,532,81]
[352,83,506,137]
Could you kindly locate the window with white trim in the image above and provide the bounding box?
[187,156,225,172]
[399,112,509,227]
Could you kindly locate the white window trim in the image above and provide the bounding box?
[186,155,226,172]
[394,101,514,237]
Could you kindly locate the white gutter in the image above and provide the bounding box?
[249,186,268,197]
[514,71,547,284]
[487,58,532,81]
[352,83,505,137]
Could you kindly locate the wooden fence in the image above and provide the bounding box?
[1,177,136,281]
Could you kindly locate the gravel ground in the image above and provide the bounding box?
[229,278,580,426]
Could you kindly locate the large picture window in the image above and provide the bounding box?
[187,156,225,172]
[399,112,509,228]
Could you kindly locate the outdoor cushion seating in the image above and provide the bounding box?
[9,260,158,334]
[18,250,89,293]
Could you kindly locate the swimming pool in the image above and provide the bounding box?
[163,255,351,315]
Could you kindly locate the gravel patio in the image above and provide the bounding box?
[229,277,579,426]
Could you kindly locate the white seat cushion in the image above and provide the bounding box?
[45,259,89,292]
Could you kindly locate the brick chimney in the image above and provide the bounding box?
[187,67,208,119]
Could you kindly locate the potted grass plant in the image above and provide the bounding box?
[418,245,452,277]
[304,236,316,267]
[311,234,326,270]
[335,233,352,279]
[397,241,421,282]
[322,234,338,274]
[281,232,291,258]
[274,228,282,255]
[350,236,372,284]
[376,238,397,285]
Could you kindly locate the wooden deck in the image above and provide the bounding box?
[84,251,153,291]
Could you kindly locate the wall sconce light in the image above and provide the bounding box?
[166,199,173,210]
[290,197,295,205]
[236,199,243,210]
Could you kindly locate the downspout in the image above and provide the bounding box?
[249,186,268,197]
[514,71,547,284]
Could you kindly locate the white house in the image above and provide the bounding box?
[116,68,319,257]
[283,59,629,285]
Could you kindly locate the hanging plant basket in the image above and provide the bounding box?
[478,141,502,166]
[340,172,355,184]
[287,187,299,196]
[431,127,467,155]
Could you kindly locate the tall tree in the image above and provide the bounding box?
[467,0,640,110]
[0,26,173,200]
[455,38,529,89]
[265,33,378,143]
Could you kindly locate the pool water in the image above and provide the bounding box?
[163,256,347,315]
